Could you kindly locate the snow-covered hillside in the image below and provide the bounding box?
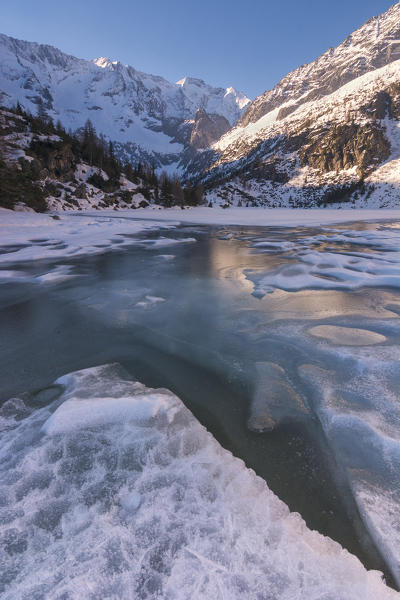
[199,3,400,208]
[0,33,250,171]
[0,107,191,213]
[239,2,400,128]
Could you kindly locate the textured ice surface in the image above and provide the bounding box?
[300,351,400,588]
[136,295,166,308]
[246,226,400,295]
[307,325,387,346]
[142,237,197,248]
[0,364,397,599]
[0,211,180,269]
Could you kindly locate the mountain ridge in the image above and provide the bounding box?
[0,32,250,171]
[194,1,400,208]
[1,3,400,209]
[239,2,400,128]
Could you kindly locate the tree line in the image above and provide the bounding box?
[1,102,205,209]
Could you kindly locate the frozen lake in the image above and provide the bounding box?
[0,216,399,598]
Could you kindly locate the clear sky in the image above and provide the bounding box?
[0,0,395,98]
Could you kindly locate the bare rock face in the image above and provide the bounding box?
[298,122,391,177]
[47,144,75,180]
[190,109,230,149]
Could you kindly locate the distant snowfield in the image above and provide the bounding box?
[130,207,400,226]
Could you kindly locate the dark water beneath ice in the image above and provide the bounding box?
[1,219,400,588]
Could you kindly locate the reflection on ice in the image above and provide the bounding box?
[308,325,387,346]
[246,224,400,296]
[0,364,397,599]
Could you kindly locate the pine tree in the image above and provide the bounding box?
[160,172,173,207]
[171,177,184,206]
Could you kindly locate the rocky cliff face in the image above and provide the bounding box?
[190,109,231,149]
[298,122,391,177]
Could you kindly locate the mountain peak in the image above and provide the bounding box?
[93,57,120,69]
[176,76,207,88]
[0,32,249,172]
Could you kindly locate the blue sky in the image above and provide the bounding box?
[0,0,395,98]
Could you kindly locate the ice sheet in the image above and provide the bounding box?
[0,211,180,267]
[299,355,400,588]
[307,325,387,346]
[246,226,400,295]
[0,364,396,599]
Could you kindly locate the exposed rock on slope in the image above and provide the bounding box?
[190,109,230,149]
[298,123,391,177]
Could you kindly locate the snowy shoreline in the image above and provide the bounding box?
[1,207,398,274]
[78,206,400,227]
[0,205,398,290]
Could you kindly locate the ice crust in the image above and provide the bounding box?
[0,211,181,268]
[0,211,200,285]
[136,295,166,308]
[247,226,400,295]
[0,364,397,599]
[0,209,398,286]
[299,353,400,588]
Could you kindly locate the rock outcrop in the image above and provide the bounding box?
[190,109,231,149]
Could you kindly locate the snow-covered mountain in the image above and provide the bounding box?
[240,2,400,128]
[0,33,250,171]
[200,2,400,208]
[2,2,400,209]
